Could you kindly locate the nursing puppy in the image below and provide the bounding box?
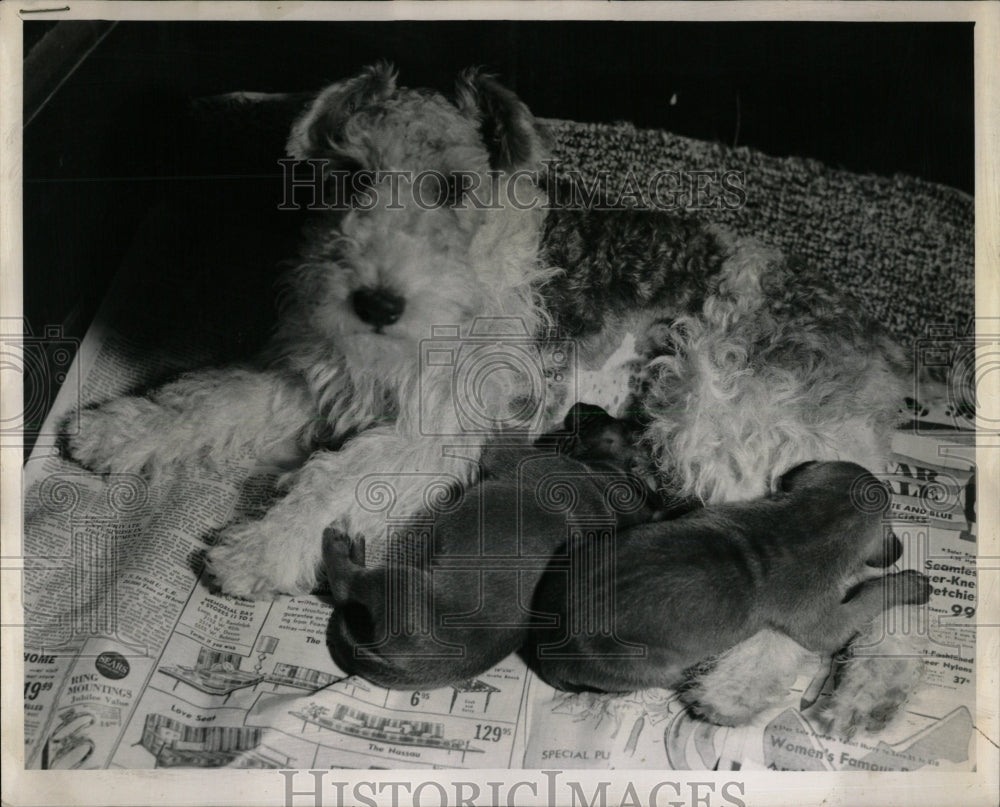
[523,461,932,697]
[323,408,664,689]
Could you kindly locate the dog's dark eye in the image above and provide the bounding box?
[339,158,364,176]
[339,167,378,211]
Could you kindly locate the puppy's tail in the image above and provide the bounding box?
[324,529,390,679]
[322,527,361,605]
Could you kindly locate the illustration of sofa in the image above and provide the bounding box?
[448,679,501,714]
[139,713,262,768]
[265,662,343,691]
[158,647,263,701]
[291,703,484,762]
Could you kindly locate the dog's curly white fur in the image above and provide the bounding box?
[66,63,924,737]
[70,65,556,597]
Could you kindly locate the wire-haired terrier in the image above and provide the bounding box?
[67,63,920,735]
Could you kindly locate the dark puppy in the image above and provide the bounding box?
[324,409,661,689]
[523,461,932,695]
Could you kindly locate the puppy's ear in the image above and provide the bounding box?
[455,67,550,171]
[563,403,613,435]
[286,62,398,159]
[777,461,820,492]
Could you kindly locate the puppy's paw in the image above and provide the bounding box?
[322,527,364,566]
[64,398,164,474]
[888,570,932,605]
[206,521,318,599]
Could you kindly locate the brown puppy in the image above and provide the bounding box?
[522,461,931,695]
[323,408,664,689]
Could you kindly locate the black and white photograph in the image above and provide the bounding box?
[2,2,997,806]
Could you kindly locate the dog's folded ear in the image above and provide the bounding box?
[777,460,820,492]
[563,402,613,434]
[454,67,551,172]
[286,62,398,159]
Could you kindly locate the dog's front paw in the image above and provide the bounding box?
[821,619,925,738]
[206,520,320,599]
[823,656,923,737]
[64,398,163,474]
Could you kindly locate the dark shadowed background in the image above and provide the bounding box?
[20,20,974,455]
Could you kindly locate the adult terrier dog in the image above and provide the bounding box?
[66,64,917,733]
[524,461,931,704]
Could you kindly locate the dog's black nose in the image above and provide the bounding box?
[352,287,406,328]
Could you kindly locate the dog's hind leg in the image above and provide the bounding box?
[678,629,813,726]
[66,367,318,476]
[818,574,931,737]
[820,618,927,737]
[785,571,932,656]
[835,572,931,648]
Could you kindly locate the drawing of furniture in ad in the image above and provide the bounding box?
[265,662,343,691]
[139,713,262,768]
[157,647,264,702]
[291,703,484,762]
[231,744,293,769]
[448,679,501,713]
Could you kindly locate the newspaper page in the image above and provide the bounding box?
[23,341,537,769]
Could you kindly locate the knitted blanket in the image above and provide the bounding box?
[542,118,974,345]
